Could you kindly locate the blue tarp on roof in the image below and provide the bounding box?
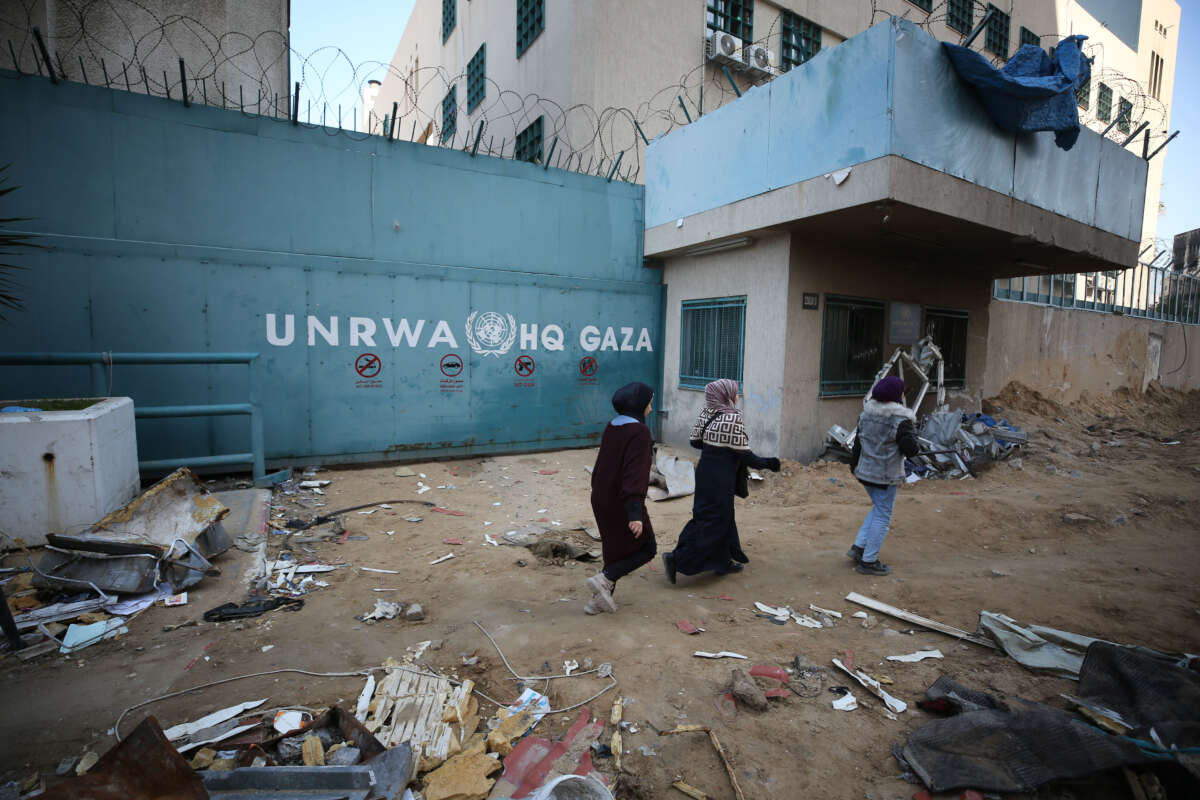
[943,35,1091,151]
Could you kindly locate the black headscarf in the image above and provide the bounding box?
[611,381,654,423]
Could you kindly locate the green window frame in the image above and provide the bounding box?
[946,0,972,34]
[467,44,486,112]
[984,4,1010,58]
[442,0,456,43]
[517,0,544,58]
[820,296,885,397]
[514,115,543,163]
[1019,26,1040,48]
[907,0,932,12]
[1117,98,1133,133]
[1097,82,1112,121]
[923,308,968,390]
[780,12,820,71]
[441,85,457,143]
[1076,74,1091,109]
[680,297,746,389]
[706,1,753,43]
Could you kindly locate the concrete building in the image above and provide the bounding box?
[644,17,1189,459]
[376,0,1178,253]
[0,0,290,108]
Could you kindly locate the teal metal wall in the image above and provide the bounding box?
[0,73,661,466]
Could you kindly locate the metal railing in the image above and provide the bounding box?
[0,352,270,481]
[993,262,1200,325]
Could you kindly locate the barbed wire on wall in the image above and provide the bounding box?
[0,0,1175,202]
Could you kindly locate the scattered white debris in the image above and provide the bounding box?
[886,650,944,663]
[430,553,456,565]
[363,600,403,620]
[299,480,330,488]
[357,509,378,516]
[484,534,500,546]
[164,699,268,741]
[852,611,869,619]
[384,530,396,536]
[810,604,842,618]
[416,486,431,495]
[378,504,392,509]
[261,645,274,653]
[360,567,400,574]
[832,658,907,714]
[564,659,579,676]
[693,651,747,660]
[165,592,188,607]
[832,692,858,711]
[748,471,763,481]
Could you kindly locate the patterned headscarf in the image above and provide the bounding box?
[689,380,749,451]
[704,378,740,412]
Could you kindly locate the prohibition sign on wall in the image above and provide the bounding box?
[440,353,464,377]
[355,353,382,378]
[579,356,598,377]
[514,355,536,377]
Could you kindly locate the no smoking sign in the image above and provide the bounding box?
[355,353,382,378]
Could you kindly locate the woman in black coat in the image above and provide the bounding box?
[662,379,779,582]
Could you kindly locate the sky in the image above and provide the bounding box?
[1155,0,1199,253]
[290,0,1198,255]
[288,0,415,124]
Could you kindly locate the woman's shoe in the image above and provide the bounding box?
[717,561,745,574]
[662,552,677,584]
[855,560,890,576]
[846,545,864,563]
[586,572,618,612]
[584,594,606,615]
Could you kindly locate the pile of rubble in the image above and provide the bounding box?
[3,468,234,660]
[824,337,1026,479]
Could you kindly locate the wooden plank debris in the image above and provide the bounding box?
[844,592,996,649]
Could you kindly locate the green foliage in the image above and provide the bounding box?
[0,164,40,321]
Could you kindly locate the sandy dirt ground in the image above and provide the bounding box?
[2,382,1199,799]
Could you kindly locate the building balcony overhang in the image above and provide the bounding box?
[643,17,1146,276]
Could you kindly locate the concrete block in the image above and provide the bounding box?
[0,397,139,546]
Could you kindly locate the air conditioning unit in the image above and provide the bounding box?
[707,28,744,67]
[743,43,776,75]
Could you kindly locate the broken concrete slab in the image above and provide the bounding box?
[421,751,500,800]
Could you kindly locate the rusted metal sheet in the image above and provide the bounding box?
[40,717,207,800]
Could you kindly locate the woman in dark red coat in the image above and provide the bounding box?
[585,381,656,615]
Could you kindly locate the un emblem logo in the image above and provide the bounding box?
[465,311,518,357]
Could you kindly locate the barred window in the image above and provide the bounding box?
[908,0,932,12]
[467,44,486,112]
[517,0,544,58]
[515,116,543,163]
[1019,26,1040,48]
[924,308,968,390]
[1076,74,1091,109]
[1117,97,1133,133]
[946,0,972,34]
[985,4,1010,58]
[441,85,456,143]
[442,0,456,43]
[781,12,821,71]
[820,296,884,396]
[680,297,746,389]
[1097,82,1112,121]
[706,0,753,43]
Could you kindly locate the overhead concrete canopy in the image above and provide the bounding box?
[644,17,1147,276]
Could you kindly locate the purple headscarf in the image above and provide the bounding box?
[871,376,905,404]
[704,379,740,412]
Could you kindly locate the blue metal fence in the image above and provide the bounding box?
[993,262,1200,324]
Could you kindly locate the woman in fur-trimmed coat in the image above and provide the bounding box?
[847,376,921,576]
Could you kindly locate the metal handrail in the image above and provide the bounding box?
[0,351,269,480]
